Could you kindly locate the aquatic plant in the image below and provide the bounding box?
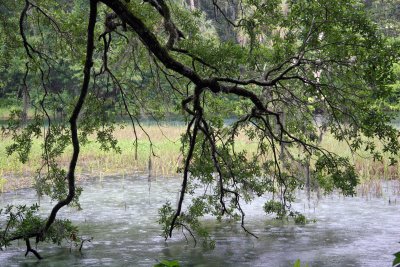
[0,176,7,193]
[293,259,309,267]
[394,245,400,267]
[154,259,180,267]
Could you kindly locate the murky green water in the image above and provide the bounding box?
[1,176,399,266]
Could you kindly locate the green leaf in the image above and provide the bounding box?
[393,251,400,266]
[154,260,180,267]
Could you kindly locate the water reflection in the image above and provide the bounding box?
[0,176,399,266]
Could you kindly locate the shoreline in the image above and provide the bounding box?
[2,172,399,200]
[1,125,400,193]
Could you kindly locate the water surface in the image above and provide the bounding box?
[0,176,399,266]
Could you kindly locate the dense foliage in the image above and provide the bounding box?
[0,0,399,259]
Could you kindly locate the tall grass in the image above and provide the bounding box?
[0,125,184,185]
[319,133,399,182]
[0,124,399,191]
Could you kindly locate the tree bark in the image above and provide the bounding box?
[41,0,98,238]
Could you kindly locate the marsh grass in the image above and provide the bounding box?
[0,125,184,191]
[0,124,399,191]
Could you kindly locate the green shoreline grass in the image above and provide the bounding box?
[1,124,399,192]
[0,125,185,191]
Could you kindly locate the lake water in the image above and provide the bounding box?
[0,175,399,266]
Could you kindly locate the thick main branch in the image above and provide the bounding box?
[101,0,278,116]
[41,0,98,237]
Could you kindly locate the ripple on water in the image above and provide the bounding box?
[1,177,400,266]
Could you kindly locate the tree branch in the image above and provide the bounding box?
[40,0,98,240]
